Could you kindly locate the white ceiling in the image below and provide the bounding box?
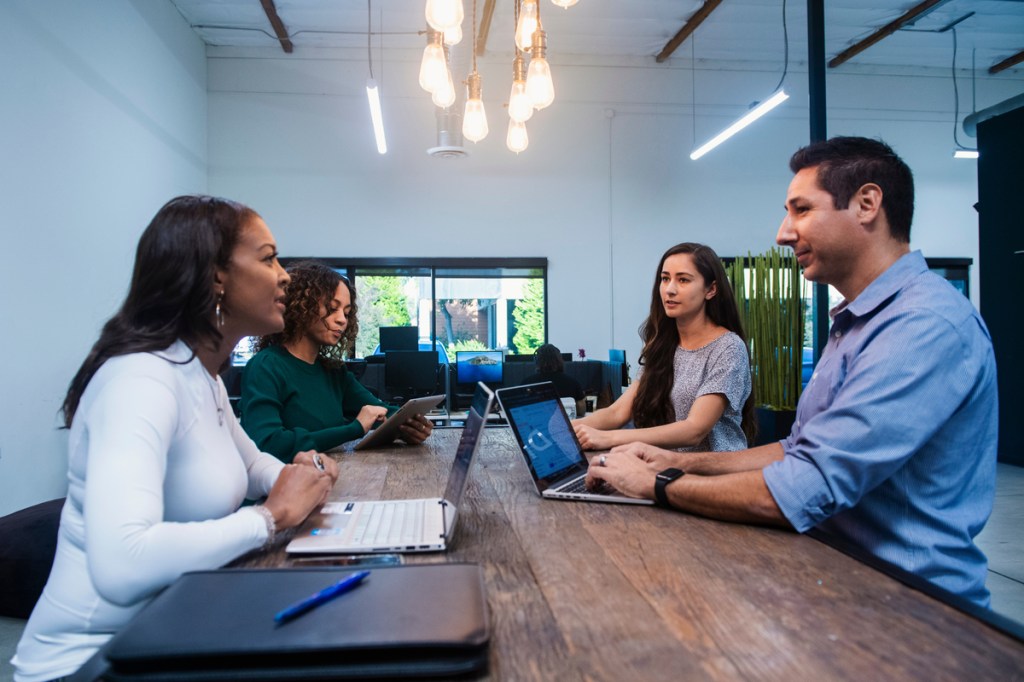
[168,0,1024,73]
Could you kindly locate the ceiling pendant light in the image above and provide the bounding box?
[526,26,554,110]
[418,30,447,93]
[551,0,578,7]
[432,64,456,108]
[443,23,462,45]
[508,53,533,123]
[515,0,539,52]
[463,73,488,142]
[425,0,464,32]
[506,119,529,153]
[461,0,488,142]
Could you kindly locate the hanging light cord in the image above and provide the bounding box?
[471,0,478,73]
[772,0,789,93]
[366,0,374,79]
[951,28,968,150]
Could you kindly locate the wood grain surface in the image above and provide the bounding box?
[239,428,1024,681]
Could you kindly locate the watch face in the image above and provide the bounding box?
[657,467,684,482]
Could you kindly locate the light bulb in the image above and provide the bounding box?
[418,41,447,93]
[443,23,462,45]
[506,119,529,153]
[526,56,554,110]
[432,68,456,108]
[508,80,533,123]
[425,0,463,33]
[515,0,539,52]
[551,0,579,6]
[462,73,488,142]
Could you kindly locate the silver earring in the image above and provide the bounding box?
[215,293,225,328]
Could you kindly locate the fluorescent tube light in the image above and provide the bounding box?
[953,149,979,159]
[366,78,387,155]
[690,89,789,161]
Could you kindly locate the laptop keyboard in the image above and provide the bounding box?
[557,476,616,496]
[351,500,427,547]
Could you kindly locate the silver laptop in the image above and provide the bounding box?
[287,383,495,554]
[497,382,654,505]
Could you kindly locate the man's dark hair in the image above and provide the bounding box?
[789,136,914,243]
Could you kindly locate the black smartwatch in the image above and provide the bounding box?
[654,468,685,508]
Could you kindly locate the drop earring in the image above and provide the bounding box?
[215,292,225,328]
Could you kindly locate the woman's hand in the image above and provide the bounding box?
[356,405,388,434]
[398,414,434,445]
[262,463,334,529]
[573,423,615,451]
[294,450,339,484]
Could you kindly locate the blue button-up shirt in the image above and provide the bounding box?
[763,251,998,606]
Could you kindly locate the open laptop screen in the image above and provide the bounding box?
[442,383,494,504]
[500,383,588,489]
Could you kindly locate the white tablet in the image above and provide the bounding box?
[352,394,446,451]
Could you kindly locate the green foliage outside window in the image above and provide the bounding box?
[355,276,412,358]
[511,279,545,354]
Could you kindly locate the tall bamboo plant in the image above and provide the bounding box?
[726,248,804,411]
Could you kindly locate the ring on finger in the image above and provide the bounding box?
[598,454,607,467]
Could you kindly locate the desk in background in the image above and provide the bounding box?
[240,429,1024,680]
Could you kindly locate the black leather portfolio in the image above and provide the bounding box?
[101,563,490,681]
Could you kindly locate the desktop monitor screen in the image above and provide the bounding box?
[455,351,504,387]
[385,351,439,396]
[379,326,419,352]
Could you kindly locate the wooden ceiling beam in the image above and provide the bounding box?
[828,0,946,68]
[259,0,293,54]
[477,0,497,57]
[655,0,723,64]
[989,49,1024,75]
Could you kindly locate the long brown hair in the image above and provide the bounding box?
[254,261,358,370]
[632,243,756,444]
[62,195,256,427]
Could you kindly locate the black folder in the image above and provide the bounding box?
[101,563,490,681]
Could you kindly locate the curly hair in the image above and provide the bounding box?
[632,243,756,444]
[254,261,358,369]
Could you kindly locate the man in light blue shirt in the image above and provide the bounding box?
[587,136,998,607]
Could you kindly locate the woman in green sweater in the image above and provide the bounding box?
[240,261,433,462]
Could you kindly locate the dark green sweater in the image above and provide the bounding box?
[240,346,392,462]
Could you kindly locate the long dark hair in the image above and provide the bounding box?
[254,261,358,370]
[61,195,257,427]
[632,243,756,443]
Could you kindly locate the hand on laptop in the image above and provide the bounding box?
[585,449,657,501]
[398,414,434,445]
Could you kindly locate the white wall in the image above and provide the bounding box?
[206,47,1023,384]
[0,0,208,515]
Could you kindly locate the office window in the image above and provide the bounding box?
[278,258,547,360]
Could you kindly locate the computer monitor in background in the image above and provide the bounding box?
[455,351,504,389]
[384,350,439,400]
[560,352,573,362]
[379,326,418,352]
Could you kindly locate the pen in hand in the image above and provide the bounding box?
[273,570,370,624]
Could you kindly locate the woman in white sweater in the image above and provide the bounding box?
[12,196,338,682]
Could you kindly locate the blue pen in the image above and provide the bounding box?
[273,570,370,624]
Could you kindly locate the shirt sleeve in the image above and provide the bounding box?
[223,388,284,500]
[83,368,271,607]
[763,308,983,532]
[695,334,751,411]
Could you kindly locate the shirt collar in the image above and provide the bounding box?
[831,250,926,320]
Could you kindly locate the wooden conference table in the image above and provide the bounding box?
[242,428,1024,680]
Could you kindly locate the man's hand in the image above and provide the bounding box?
[584,449,659,500]
[609,442,684,472]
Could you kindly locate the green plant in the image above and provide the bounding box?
[726,248,804,411]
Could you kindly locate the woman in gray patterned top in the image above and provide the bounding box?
[574,243,754,452]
